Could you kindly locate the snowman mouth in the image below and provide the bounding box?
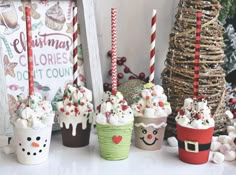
[140,137,158,146]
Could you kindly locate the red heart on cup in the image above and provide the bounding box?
[112,135,122,144]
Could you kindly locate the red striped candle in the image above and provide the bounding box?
[111,8,117,95]
[193,11,202,98]
[25,6,34,95]
[149,9,157,83]
[73,7,79,85]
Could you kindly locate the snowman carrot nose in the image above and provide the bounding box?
[32,142,40,147]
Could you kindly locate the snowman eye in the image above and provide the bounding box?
[153,130,158,135]
[36,137,41,141]
[27,137,31,141]
[142,129,147,134]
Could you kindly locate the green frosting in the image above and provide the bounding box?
[96,123,133,160]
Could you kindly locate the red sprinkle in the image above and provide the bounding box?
[66,112,70,115]
[158,101,164,107]
[60,108,65,112]
[121,105,128,111]
[178,109,185,115]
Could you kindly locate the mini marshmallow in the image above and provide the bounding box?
[227,126,236,133]
[224,151,236,161]
[183,98,193,110]
[167,137,178,147]
[101,102,112,114]
[177,116,190,126]
[42,115,54,125]
[96,113,107,124]
[211,141,222,152]
[212,152,225,164]
[144,108,155,118]
[20,107,34,119]
[218,135,230,143]
[0,136,9,147]
[212,136,218,142]
[31,117,46,129]
[109,114,119,125]
[225,110,234,119]
[219,144,232,154]
[191,119,203,129]
[228,132,236,139]
[154,106,168,118]
[3,146,15,154]
[153,85,164,94]
[14,119,28,128]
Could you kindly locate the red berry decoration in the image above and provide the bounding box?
[124,67,130,73]
[233,138,236,145]
[118,73,124,79]
[117,60,123,65]
[129,76,135,80]
[108,69,112,75]
[139,72,145,79]
[158,101,164,107]
[107,50,112,57]
[121,57,127,62]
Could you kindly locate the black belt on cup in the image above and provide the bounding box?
[178,139,211,153]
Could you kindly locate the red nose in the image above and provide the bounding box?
[147,134,153,139]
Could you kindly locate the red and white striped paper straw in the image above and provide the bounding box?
[193,11,202,99]
[111,8,117,95]
[149,9,157,83]
[73,7,79,85]
[25,6,34,95]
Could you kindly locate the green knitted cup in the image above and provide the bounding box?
[96,123,133,160]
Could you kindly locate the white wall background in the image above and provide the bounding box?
[93,0,179,84]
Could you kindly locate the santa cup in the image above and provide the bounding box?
[176,123,214,164]
[134,117,167,150]
[14,125,53,165]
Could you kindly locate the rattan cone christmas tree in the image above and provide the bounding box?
[162,0,229,138]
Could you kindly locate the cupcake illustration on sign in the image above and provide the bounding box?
[0,1,19,34]
[132,83,172,151]
[45,2,66,31]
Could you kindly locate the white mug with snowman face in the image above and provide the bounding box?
[14,125,52,165]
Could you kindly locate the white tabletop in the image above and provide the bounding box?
[0,129,235,175]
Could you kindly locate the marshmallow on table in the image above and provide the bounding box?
[224,151,236,161]
[0,136,9,147]
[219,144,232,154]
[227,126,236,133]
[3,146,15,155]
[212,152,225,164]
[211,141,222,152]
[167,137,178,147]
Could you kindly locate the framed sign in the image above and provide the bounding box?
[0,0,103,137]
